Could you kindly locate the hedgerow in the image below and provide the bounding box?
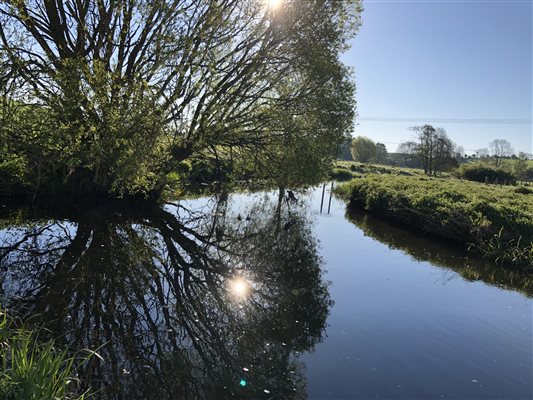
[335,175,533,268]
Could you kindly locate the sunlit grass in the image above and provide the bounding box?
[335,174,533,268]
[0,310,98,399]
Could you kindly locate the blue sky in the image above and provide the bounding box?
[343,0,532,154]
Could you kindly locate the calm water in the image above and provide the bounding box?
[0,187,531,399]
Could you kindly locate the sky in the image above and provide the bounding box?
[342,0,532,155]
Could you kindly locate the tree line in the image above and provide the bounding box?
[346,126,531,179]
[349,124,459,175]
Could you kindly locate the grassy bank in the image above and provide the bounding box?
[0,310,94,399]
[335,175,533,268]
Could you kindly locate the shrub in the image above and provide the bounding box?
[454,163,516,185]
[335,175,533,268]
[0,157,29,196]
[515,186,532,195]
[186,159,232,186]
[329,168,354,181]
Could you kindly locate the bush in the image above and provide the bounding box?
[0,157,29,196]
[329,168,354,181]
[454,163,516,185]
[186,159,232,186]
[515,186,532,195]
[335,175,533,268]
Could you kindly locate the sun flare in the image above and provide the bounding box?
[266,0,283,10]
[228,277,251,299]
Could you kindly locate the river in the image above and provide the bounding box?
[0,186,531,399]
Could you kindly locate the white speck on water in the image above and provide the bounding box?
[264,389,271,394]
[471,379,478,383]
[243,367,249,372]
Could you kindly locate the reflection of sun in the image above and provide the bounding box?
[266,0,283,10]
[229,277,250,299]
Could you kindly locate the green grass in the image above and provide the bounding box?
[334,160,429,177]
[0,310,97,399]
[335,175,533,268]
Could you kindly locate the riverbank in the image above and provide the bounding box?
[0,310,92,398]
[335,174,533,268]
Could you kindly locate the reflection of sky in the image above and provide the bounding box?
[0,221,78,301]
[1,187,531,399]
[303,187,533,399]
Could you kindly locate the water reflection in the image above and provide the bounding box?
[347,208,533,297]
[0,194,330,399]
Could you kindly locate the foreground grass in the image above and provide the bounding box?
[335,175,533,268]
[0,311,94,399]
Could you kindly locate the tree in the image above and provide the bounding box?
[409,125,457,175]
[0,1,362,197]
[476,148,489,158]
[515,152,529,181]
[351,136,377,163]
[489,139,514,168]
[396,141,420,167]
[454,146,465,162]
[335,136,354,161]
[375,142,388,164]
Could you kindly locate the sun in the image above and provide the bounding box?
[228,277,251,299]
[266,0,283,10]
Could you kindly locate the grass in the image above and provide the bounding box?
[335,174,533,268]
[0,310,97,399]
[334,160,430,177]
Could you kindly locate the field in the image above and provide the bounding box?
[335,173,533,268]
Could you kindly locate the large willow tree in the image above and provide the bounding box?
[0,0,361,197]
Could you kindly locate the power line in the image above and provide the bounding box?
[358,117,532,125]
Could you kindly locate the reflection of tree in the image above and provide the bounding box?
[0,195,330,399]
[347,209,533,297]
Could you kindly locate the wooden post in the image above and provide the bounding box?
[320,182,326,213]
[327,181,334,214]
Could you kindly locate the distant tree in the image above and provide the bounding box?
[396,141,419,167]
[397,141,418,155]
[410,125,457,176]
[335,136,354,161]
[476,148,489,158]
[489,139,514,168]
[351,136,377,163]
[515,152,529,181]
[375,142,388,164]
[454,146,465,161]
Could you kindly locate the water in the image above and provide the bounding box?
[0,187,531,399]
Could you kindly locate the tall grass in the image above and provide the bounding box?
[335,175,533,268]
[0,310,97,399]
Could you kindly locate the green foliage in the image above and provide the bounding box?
[351,136,376,163]
[408,125,457,175]
[0,1,362,198]
[0,310,94,399]
[335,175,533,268]
[329,168,354,181]
[514,186,532,195]
[375,142,388,163]
[454,163,516,185]
[335,160,425,177]
[0,156,29,195]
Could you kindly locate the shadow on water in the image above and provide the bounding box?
[0,194,330,399]
[346,208,533,297]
